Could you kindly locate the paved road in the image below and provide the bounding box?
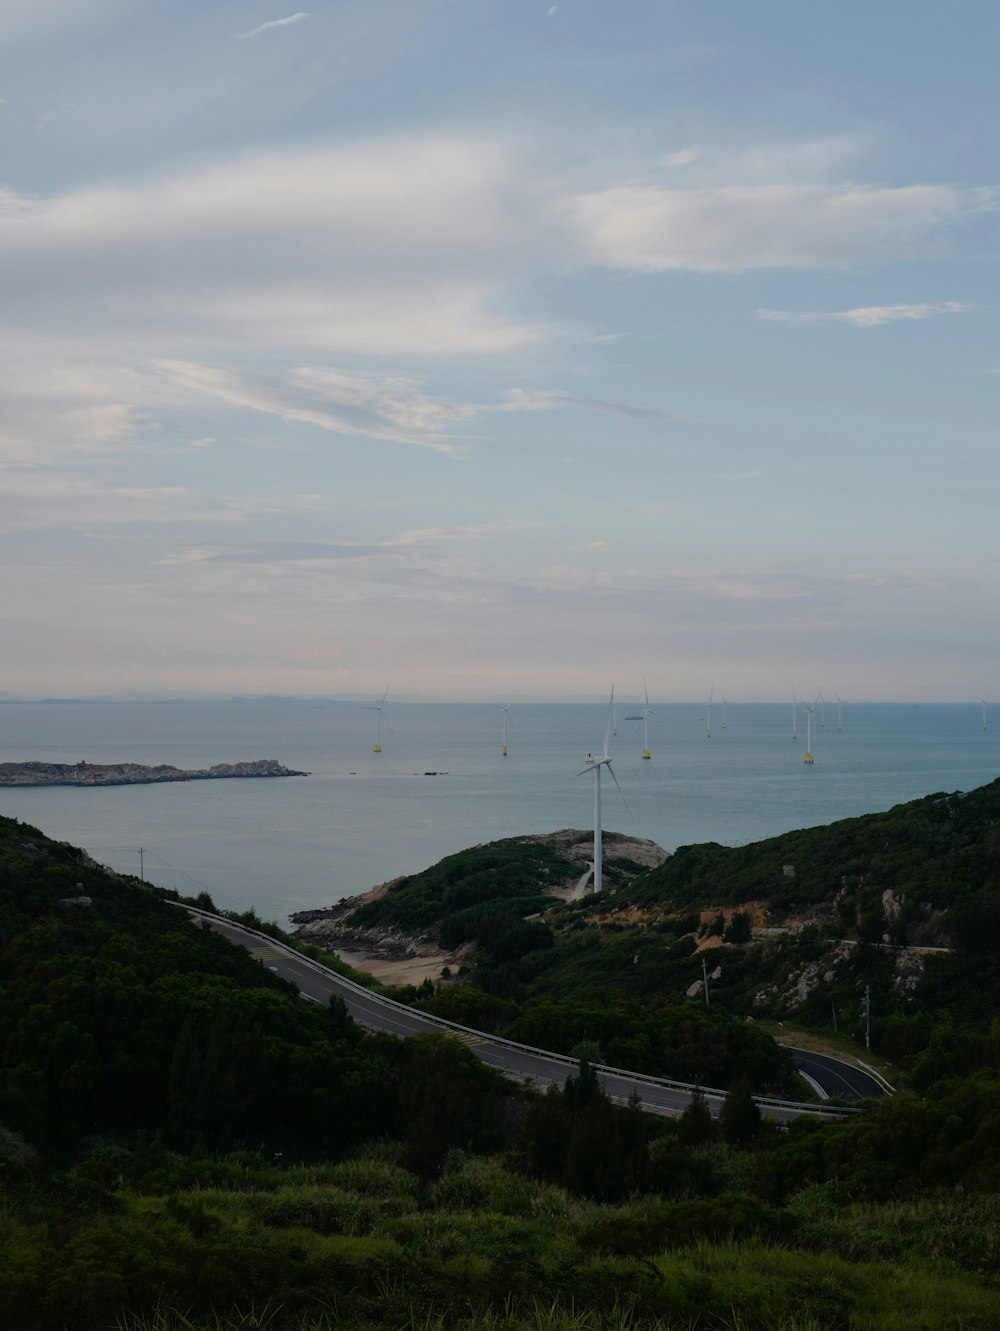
[191,910,862,1124]
[789,1047,889,1102]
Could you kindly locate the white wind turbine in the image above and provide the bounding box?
[495,700,518,755]
[624,679,665,759]
[980,696,990,730]
[835,694,845,731]
[803,696,816,764]
[720,692,729,728]
[367,685,392,753]
[578,687,629,894]
[817,687,827,729]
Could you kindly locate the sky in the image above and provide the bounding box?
[1,0,998,701]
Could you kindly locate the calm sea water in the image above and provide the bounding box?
[1,700,997,927]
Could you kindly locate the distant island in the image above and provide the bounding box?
[0,758,309,787]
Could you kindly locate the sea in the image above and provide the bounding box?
[0,699,996,928]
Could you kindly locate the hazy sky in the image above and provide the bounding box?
[2,1,998,700]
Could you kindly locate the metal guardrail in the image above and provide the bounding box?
[173,901,861,1118]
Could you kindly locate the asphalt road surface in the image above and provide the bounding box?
[190,910,864,1124]
[789,1047,889,1102]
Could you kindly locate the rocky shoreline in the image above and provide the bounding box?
[0,758,309,787]
[289,881,439,967]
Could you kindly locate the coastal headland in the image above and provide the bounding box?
[0,758,309,787]
[290,828,668,983]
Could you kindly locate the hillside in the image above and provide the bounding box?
[6,811,1000,1329]
[339,779,1000,1086]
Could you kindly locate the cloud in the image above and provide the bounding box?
[0,130,991,374]
[164,541,392,566]
[757,301,975,327]
[565,183,994,273]
[390,522,536,547]
[0,476,194,533]
[0,364,149,465]
[237,12,309,39]
[499,388,673,420]
[0,134,556,358]
[154,360,471,455]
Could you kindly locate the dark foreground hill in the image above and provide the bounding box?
[5,808,1000,1330]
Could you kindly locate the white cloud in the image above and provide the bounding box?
[661,148,700,169]
[757,301,975,327]
[237,12,309,39]
[177,285,549,356]
[390,522,535,547]
[0,134,555,358]
[0,366,148,465]
[565,183,994,273]
[154,360,470,455]
[0,130,991,371]
[499,388,672,420]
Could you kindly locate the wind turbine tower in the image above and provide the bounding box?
[803,700,815,765]
[835,694,844,731]
[496,701,517,755]
[981,697,990,730]
[579,687,628,893]
[625,679,663,759]
[720,693,728,728]
[368,686,392,753]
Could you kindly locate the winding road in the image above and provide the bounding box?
[185,907,879,1122]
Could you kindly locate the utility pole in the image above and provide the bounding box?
[138,847,145,882]
[863,985,871,1051]
[702,956,710,1006]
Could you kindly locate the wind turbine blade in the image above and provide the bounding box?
[644,678,650,708]
[605,760,632,818]
[381,710,394,734]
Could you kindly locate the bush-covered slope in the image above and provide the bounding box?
[629,778,1000,921]
[0,816,508,1161]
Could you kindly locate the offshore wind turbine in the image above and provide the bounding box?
[835,694,845,731]
[981,696,991,730]
[817,688,827,729]
[367,685,392,753]
[803,699,816,764]
[720,692,729,728]
[495,700,517,755]
[624,679,665,759]
[578,687,629,894]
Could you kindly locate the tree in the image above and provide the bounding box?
[678,1085,716,1147]
[720,1075,761,1145]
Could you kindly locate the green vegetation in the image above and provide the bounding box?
[5,782,1000,1331]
